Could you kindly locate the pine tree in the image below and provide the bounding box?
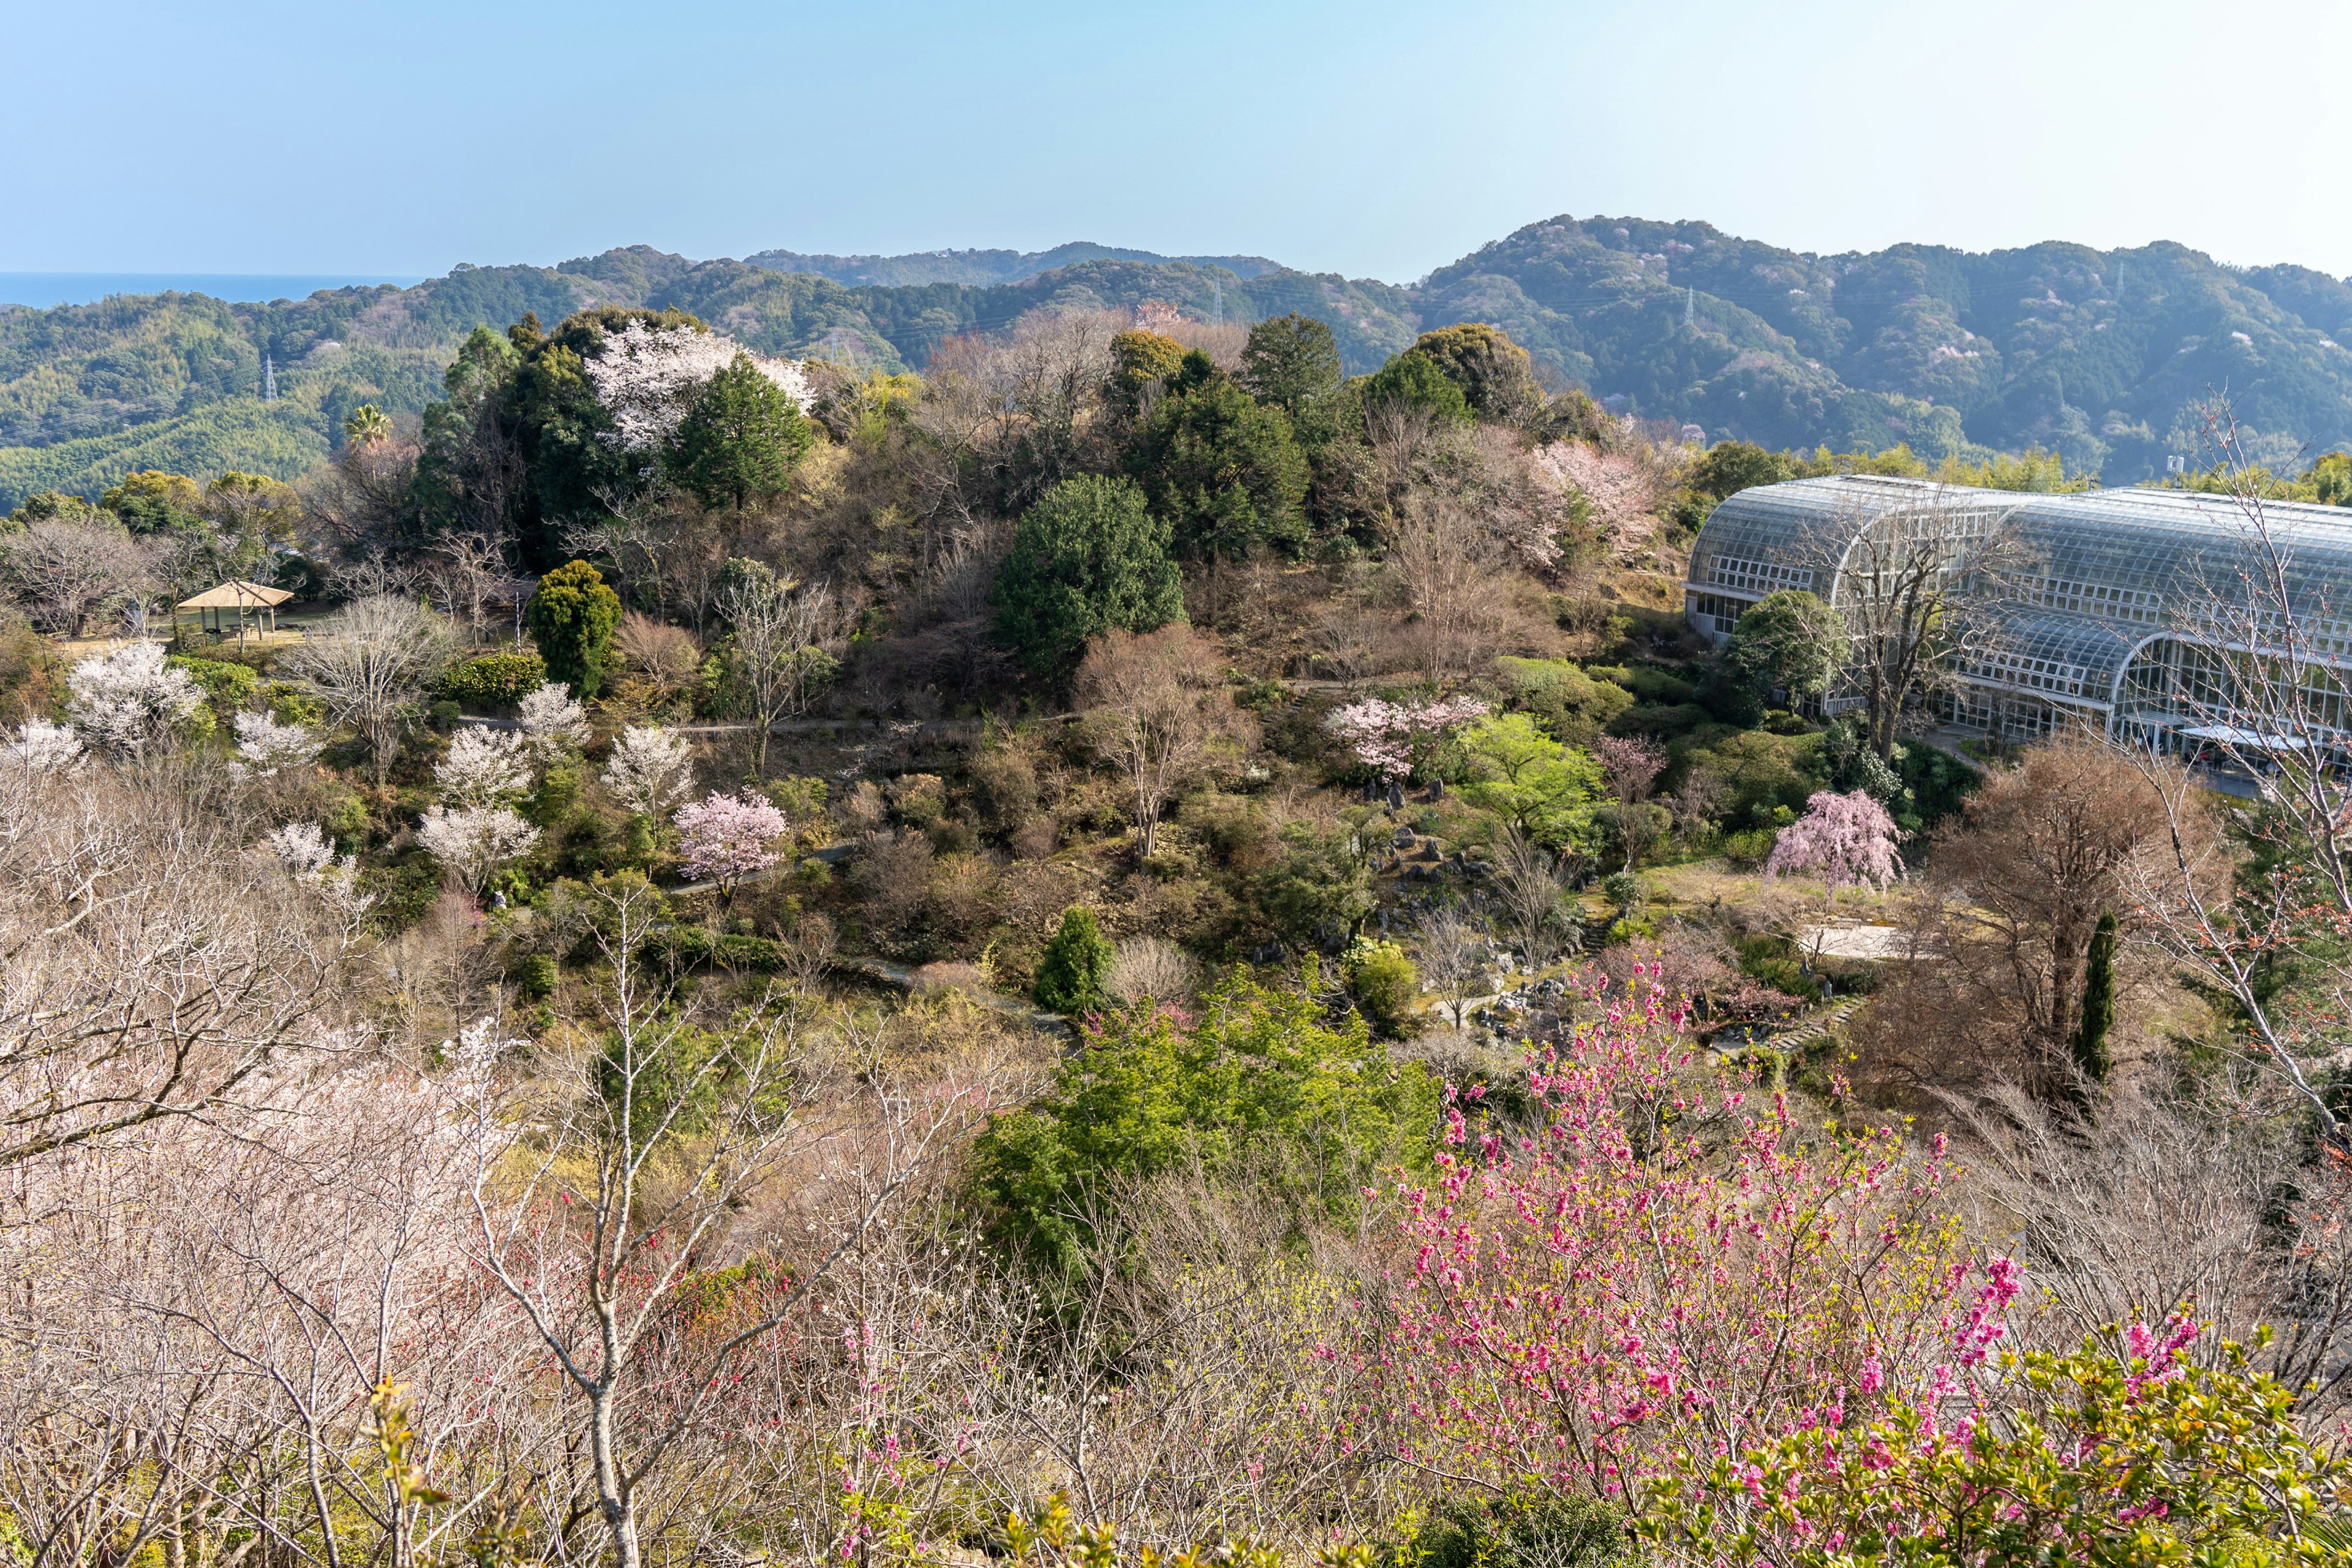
[1033,907,1114,1016]
[2071,909,2118,1087]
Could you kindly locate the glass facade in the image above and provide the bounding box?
[1684,477,2352,745]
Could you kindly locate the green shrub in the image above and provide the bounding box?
[166,654,258,715]
[440,650,548,707]
[1341,937,1419,1038]
[1414,1494,1625,1568]
[970,973,1440,1278]
[1033,907,1115,1015]
[513,952,558,1000]
[1606,701,1709,741]
[429,699,461,731]
[527,560,622,697]
[1585,662,1695,704]
[1602,870,1646,910]
[1496,656,1635,746]
[1720,827,1777,867]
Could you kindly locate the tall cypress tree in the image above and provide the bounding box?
[2071,910,2119,1088]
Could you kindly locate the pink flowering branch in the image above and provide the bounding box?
[1765,789,1905,899]
[1326,695,1488,783]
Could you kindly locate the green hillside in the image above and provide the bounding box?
[6,216,2350,510]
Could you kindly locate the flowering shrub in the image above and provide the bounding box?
[417,804,539,894]
[1326,695,1488,783]
[674,789,788,892]
[514,680,589,760]
[67,641,206,755]
[434,728,532,810]
[584,320,812,454]
[1765,789,1905,898]
[601,725,695,819]
[1390,967,1986,1502]
[1640,1320,2352,1566]
[231,710,323,777]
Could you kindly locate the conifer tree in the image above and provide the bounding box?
[2071,908,2118,1087]
[1033,907,1114,1016]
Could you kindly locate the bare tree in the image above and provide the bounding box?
[715,572,839,778]
[0,516,149,637]
[0,761,361,1170]
[1073,625,1243,858]
[281,596,454,783]
[1417,905,1493,1028]
[424,532,512,644]
[1490,824,1575,968]
[1106,935,1200,1006]
[1953,1077,2352,1415]
[2113,399,2352,1145]
[461,876,983,1568]
[1384,493,1512,684]
[1803,486,2027,760]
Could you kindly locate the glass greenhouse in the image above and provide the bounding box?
[1684,475,2352,751]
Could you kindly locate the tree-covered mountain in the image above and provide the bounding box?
[741,240,1286,287]
[6,216,2350,510]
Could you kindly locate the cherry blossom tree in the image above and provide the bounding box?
[601,725,696,820]
[676,789,788,895]
[418,804,539,894]
[434,726,532,809]
[230,710,323,777]
[515,679,589,761]
[1763,788,1906,899]
[585,320,812,456]
[66,641,205,756]
[1325,695,1488,783]
[1388,968,1989,1504]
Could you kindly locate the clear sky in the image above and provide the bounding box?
[10,0,2347,284]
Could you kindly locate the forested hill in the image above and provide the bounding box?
[6,217,2352,509]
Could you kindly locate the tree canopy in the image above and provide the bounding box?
[990,475,1185,679]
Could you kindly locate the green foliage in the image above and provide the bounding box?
[991,475,1184,679]
[0,608,59,724]
[1497,657,1636,746]
[164,654,258,717]
[513,952,558,1000]
[1457,714,1601,846]
[1359,349,1471,425]
[1238,312,1346,419]
[1720,589,1846,714]
[1408,323,1544,425]
[438,650,549,707]
[1341,937,1419,1038]
[1602,870,1646,910]
[1126,353,1311,560]
[2073,910,2119,1086]
[1033,907,1115,1016]
[1413,1494,1624,1568]
[970,972,1440,1276]
[1644,1329,2352,1567]
[525,560,622,698]
[1253,814,1379,946]
[669,352,815,510]
[1109,329,1186,412]
[1686,439,1796,504]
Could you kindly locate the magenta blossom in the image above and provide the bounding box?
[1765,788,1905,897]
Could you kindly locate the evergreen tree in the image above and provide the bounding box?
[1125,351,1310,561]
[1360,349,1471,425]
[2071,909,2118,1087]
[1033,906,1114,1016]
[1238,313,1345,419]
[526,559,623,698]
[669,352,814,511]
[991,475,1183,679]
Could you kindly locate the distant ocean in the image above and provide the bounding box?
[0,273,427,308]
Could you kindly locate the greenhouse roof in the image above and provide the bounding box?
[1961,604,2147,707]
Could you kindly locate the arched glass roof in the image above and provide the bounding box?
[1959,605,2145,709]
[1997,489,2352,625]
[1687,475,2020,602]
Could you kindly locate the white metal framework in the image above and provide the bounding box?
[1683,475,2352,752]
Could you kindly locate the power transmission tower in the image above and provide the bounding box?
[262,353,277,401]
[1684,287,1695,330]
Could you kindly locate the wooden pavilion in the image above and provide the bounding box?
[175,580,293,650]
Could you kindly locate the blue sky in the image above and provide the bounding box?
[10,0,2348,282]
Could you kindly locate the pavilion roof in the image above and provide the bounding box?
[177,580,293,610]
